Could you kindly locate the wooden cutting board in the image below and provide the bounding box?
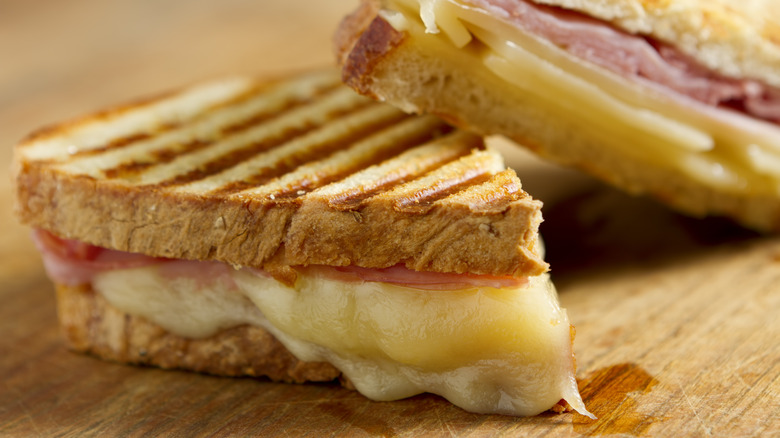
[1,1,778,436]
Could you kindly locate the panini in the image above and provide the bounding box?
[14,69,592,417]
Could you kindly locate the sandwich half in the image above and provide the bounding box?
[13,69,593,417]
[336,0,780,231]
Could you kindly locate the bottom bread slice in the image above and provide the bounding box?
[54,283,342,384]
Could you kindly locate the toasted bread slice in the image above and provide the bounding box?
[336,0,780,231]
[14,69,546,277]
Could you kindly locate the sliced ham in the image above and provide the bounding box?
[32,229,165,286]
[466,0,780,123]
[313,264,527,290]
[32,229,526,291]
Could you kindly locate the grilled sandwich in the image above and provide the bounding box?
[13,69,593,417]
[336,0,780,231]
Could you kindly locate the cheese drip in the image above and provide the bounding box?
[389,0,780,195]
[92,264,592,418]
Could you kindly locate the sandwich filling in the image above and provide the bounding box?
[381,0,780,195]
[33,230,593,418]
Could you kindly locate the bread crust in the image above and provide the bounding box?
[334,0,401,95]
[55,282,342,383]
[337,2,780,231]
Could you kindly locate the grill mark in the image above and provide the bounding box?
[19,88,185,147]
[30,130,168,168]
[393,171,495,214]
[454,170,526,213]
[61,86,266,160]
[31,132,162,169]
[154,100,378,187]
[61,77,341,164]
[97,82,345,181]
[211,110,412,195]
[327,149,474,211]
[73,132,156,158]
[102,139,212,179]
[266,124,456,202]
[218,81,343,137]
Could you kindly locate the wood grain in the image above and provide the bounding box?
[1,1,778,436]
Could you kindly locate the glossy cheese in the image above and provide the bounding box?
[92,264,592,417]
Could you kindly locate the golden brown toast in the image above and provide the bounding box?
[14,69,546,278]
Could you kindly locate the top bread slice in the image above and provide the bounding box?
[335,0,780,231]
[13,69,547,279]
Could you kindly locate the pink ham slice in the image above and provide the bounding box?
[32,229,527,291]
[466,0,780,123]
[306,264,527,290]
[32,229,164,286]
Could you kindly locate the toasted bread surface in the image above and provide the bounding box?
[13,69,547,277]
[336,2,780,231]
[55,282,342,383]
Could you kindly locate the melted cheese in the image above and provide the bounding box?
[92,264,592,417]
[388,0,780,195]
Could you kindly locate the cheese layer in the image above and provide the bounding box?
[388,0,780,195]
[92,263,592,417]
